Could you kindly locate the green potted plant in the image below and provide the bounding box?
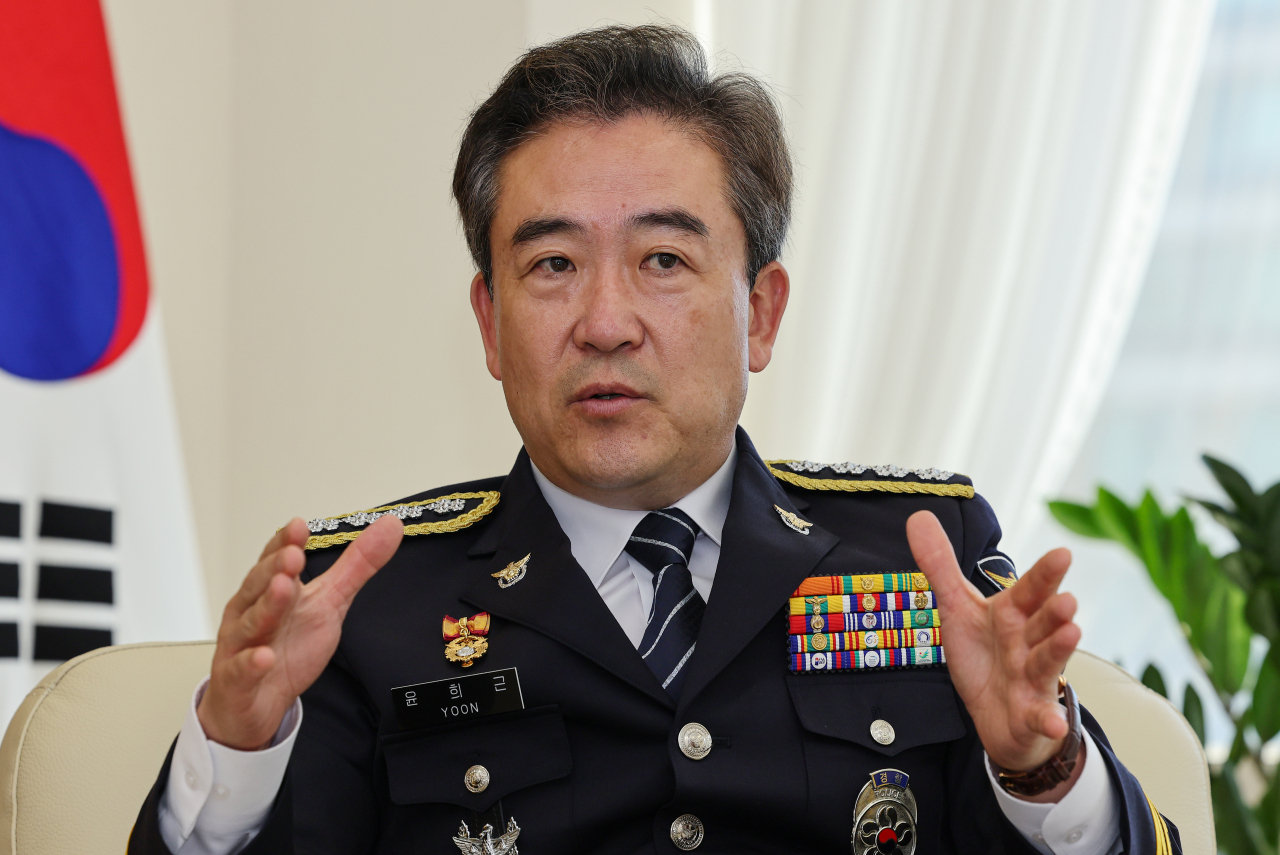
[1050,456,1280,855]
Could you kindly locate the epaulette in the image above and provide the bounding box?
[765,460,975,499]
[302,491,500,550]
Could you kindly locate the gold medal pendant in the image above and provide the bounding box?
[443,613,490,667]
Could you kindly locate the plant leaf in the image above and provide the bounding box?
[1095,487,1141,558]
[1183,682,1206,745]
[1213,764,1273,855]
[1047,501,1107,539]
[1246,585,1280,648]
[1254,651,1280,743]
[1142,663,1168,698]
[1204,454,1261,525]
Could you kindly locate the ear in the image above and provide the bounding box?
[470,271,502,381]
[747,261,789,373]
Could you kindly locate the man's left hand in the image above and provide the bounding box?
[906,510,1081,776]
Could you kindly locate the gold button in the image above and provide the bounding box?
[870,719,895,745]
[677,722,712,760]
[670,814,705,850]
[463,764,489,793]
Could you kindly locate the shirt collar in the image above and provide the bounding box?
[530,446,737,589]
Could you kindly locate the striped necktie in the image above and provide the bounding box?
[626,508,704,699]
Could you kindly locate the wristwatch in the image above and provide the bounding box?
[991,675,1083,797]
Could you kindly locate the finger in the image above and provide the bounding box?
[906,511,983,611]
[1028,698,1069,741]
[1010,547,1072,615]
[1022,592,1077,650]
[1025,620,1081,686]
[258,518,310,562]
[227,543,306,619]
[229,569,302,649]
[216,644,277,693]
[316,515,404,609]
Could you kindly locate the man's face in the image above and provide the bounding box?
[471,113,788,509]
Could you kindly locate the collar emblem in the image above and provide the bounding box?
[774,505,813,535]
[492,553,530,588]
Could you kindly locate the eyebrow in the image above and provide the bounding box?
[510,217,585,247]
[509,208,710,249]
[628,208,709,238]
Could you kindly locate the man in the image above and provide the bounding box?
[130,25,1179,855]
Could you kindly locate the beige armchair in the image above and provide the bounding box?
[0,643,1212,854]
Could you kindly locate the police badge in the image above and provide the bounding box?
[852,769,917,855]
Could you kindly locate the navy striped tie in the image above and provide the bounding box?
[627,508,704,699]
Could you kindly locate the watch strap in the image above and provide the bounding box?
[992,676,1083,798]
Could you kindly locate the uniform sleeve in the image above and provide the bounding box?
[151,677,300,855]
[130,649,380,855]
[957,493,1184,855]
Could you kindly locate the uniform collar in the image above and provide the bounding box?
[529,446,737,590]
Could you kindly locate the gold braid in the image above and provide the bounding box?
[304,491,501,550]
[764,461,975,499]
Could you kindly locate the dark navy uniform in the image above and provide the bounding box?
[130,429,1181,854]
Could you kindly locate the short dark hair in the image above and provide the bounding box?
[452,24,793,290]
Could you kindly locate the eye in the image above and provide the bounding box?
[535,256,574,274]
[644,252,682,271]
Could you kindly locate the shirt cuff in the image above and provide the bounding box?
[985,732,1120,855]
[157,676,302,853]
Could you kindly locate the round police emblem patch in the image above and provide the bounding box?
[863,612,876,629]
[852,769,917,855]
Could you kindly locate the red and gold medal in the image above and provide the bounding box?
[443,612,490,667]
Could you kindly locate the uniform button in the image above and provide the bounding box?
[1066,829,1084,844]
[212,785,230,800]
[1033,833,1045,843]
[870,719,895,745]
[670,814,705,850]
[677,722,713,760]
[463,765,490,793]
[183,770,198,789]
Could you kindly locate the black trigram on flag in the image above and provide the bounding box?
[0,499,114,662]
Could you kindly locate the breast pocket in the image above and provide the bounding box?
[787,671,967,844]
[380,705,572,813]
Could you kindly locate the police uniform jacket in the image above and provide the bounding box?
[130,428,1181,854]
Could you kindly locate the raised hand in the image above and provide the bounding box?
[906,511,1082,785]
[197,516,404,750]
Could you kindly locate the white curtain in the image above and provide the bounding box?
[707,0,1216,557]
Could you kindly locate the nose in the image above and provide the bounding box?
[572,265,645,354]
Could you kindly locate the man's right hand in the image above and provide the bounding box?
[197,516,404,750]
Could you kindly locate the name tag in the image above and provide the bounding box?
[390,667,524,730]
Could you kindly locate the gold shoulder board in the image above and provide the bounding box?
[765,460,974,499]
[303,491,500,550]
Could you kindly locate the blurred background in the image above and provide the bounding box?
[1,0,1277,806]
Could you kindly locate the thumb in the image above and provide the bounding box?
[906,511,980,610]
[320,515,405,606]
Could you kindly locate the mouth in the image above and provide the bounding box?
[571,382,646,416]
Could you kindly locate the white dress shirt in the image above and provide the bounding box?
[158,448,1118,855]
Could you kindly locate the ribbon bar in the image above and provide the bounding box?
[789,645,946,672]
[790,591,936,615]
[789,627,941,654]
[788,609,940,635]
[792,573,931,597]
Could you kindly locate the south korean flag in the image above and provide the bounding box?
[0,0,209,724]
